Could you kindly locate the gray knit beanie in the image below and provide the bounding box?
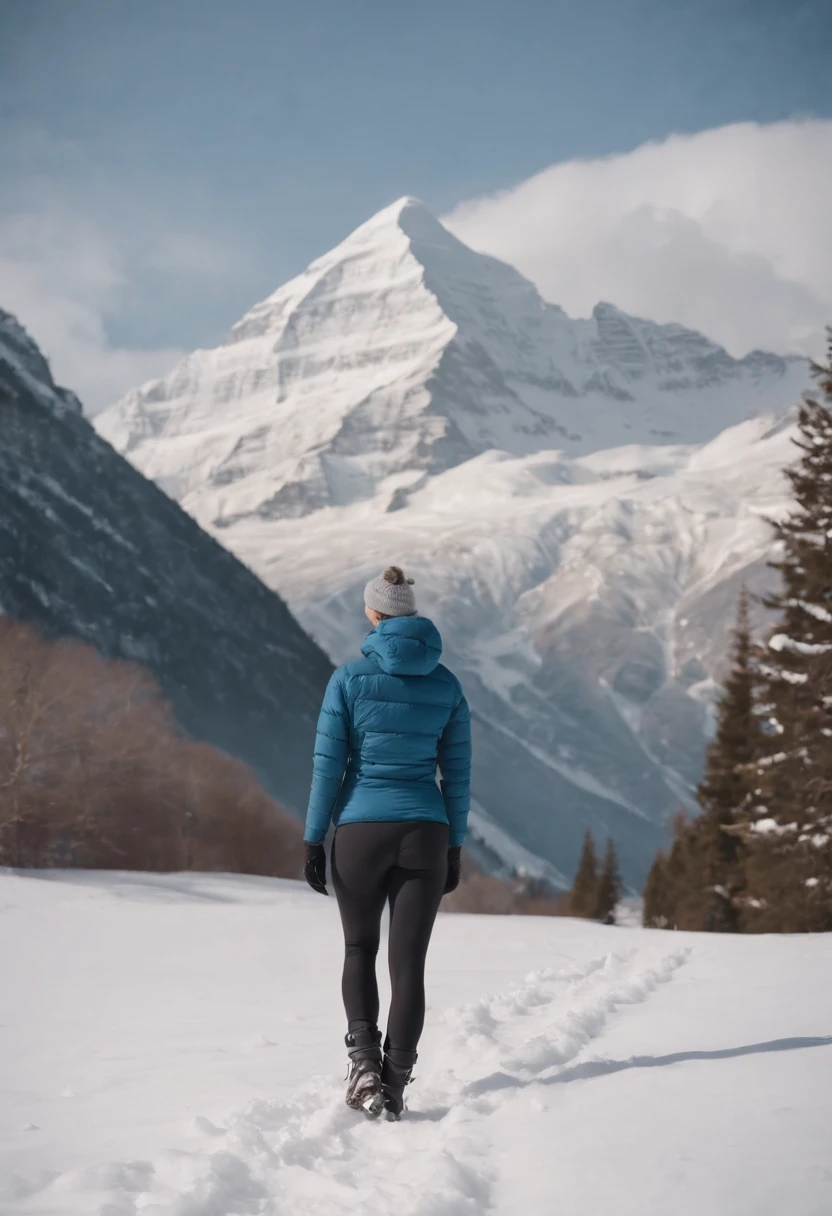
[364,566,417,617]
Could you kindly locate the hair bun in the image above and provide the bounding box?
[383,565,413,586]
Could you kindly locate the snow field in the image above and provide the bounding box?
[1,870,831,1215]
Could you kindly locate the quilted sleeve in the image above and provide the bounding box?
[437,688,472,848]
[304,669,350,843]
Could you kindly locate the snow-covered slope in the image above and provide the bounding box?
[0,310,332,814]
[97,200,809,882]
[2,869,830,1216]
[223,412,800,882]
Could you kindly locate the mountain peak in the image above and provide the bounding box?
[0,309,55,389]
[376,194,428,221]
[337,195,462,257]
[0,309,83,416]
[97,195,806,527]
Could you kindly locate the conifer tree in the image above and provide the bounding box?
[569,830,599,918]
[595,837,622,923]
[745,336,832,931]
[642,849,670,928]
[694,587,761,931]
[662,812,702,929]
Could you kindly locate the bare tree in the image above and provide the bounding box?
[0,621,302,876]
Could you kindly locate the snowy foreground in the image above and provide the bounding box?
[2,871,831,1216]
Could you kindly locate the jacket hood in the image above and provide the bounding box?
[361,615,443,677]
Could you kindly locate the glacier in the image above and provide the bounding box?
[97,198,809,884]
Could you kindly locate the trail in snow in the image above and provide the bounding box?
[25,947,688,1215]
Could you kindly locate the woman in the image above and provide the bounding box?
[303,566,471,1119]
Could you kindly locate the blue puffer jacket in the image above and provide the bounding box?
[304,616,472,847]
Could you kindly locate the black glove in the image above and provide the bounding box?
[304,842,328,896]
[444,846,462,895]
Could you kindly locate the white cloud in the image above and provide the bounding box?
[443,120,832,359]
[0,211,186,414]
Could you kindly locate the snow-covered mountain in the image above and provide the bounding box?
[98,197,802,522]
[97,199,809,883]
[0,309,332,814]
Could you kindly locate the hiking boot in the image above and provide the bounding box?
[345,1026,383,1116]
[381,1048,416,1120]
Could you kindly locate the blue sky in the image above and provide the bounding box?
[1,0,830,407]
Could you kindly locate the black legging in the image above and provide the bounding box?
[331,820,448,1055]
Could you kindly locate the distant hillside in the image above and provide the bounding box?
[0,309,333,814]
